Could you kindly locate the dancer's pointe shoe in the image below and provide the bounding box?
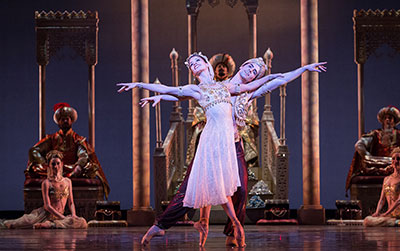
[193,218,209,247]
[225,236,238,247]
[141,225,165,246]
[233,223,246,248]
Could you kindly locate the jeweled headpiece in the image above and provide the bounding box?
[46,150,64,179]
[240,57,267,80]
[46,150,64,163]
[185,52,215,79]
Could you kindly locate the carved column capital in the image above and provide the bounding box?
[186,0,203,15]
[241,0,258,15]
[353,9,400,64]
[35,10,99,66]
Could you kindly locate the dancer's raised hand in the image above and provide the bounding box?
[116,82,142,93]
[139,96,163,107]
[305,62,327,73]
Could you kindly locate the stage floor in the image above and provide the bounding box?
[1,225,399,250]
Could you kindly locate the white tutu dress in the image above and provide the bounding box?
[183,81,241,208]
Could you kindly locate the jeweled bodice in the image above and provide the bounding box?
[49,181,70,200]
[384,182,400,202]
[197,81,231,112]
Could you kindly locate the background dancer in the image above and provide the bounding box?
[2,150,87,229]
[364,147,400,227]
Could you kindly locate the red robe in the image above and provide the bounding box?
[345,129,400,193]
[26,128,110,198]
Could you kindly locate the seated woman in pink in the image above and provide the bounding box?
[2,150,87,229]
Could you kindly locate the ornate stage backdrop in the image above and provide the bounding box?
[1,0,400,211]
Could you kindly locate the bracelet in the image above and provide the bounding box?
[235,83,240,94]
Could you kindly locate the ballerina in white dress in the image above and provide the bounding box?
[137,57,327,246]
[117,52,283,247]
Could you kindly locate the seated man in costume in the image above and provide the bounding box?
[2,150,87,229]
[186,53,259,168]
[346,106,400,194]
[364,147,400,227]
[25,103,110,198]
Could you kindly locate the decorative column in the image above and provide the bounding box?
[276,70,289,200]
[153,78,166,216]
[169,48,183,123]
[261,48,276,188]
[356,63,364,138]
[86,23,98,149]
[36,17,49,140]
[279,85,287,144]
[242,0,258,59]
[262,48,274,119]
[127,0,155,226]
[169,49,185,180]
[88,66,96,148]
[154,79,163,148]
[353,10,368,139]
[185,0,202,142]
[38,65,47,140]
[242,0,258,108]
[298,0,325,224]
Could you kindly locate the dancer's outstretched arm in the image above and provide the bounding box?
[226,73,284,95]
[383,197,400,217]
[249,62,327,100]
[117,82,202,100]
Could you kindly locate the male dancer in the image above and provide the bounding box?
[140,59,326,246]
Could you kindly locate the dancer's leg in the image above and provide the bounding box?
[156,161,195,229]
[194,206,211,246]
[224,141,248,246]
[141,161,195,245]
[221,197,246,247]
[4,208,48,229]
[141,225,165,246]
